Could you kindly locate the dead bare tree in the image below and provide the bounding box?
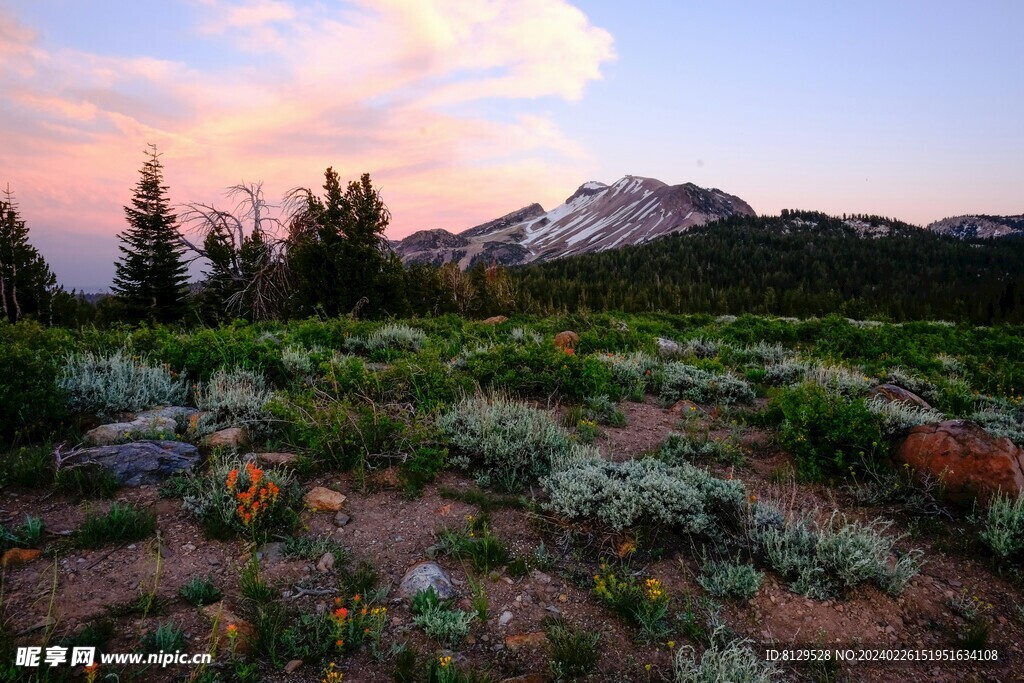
[178,182,292,320]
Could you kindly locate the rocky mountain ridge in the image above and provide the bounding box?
[395,175,756,268]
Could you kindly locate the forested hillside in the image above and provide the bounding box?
[513,211,1024,323]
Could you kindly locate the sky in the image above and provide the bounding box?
[1,0,1022,290]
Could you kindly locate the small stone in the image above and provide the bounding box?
[499,611,513,627]
[835,604,844,613]
[333,512,351,527]
[183,543,196,552]
[466,635,477,645]
[304,487,347,512]
[317,552,336,572]
[557,594,568,603]
[127,544,137,550]
[505,632,547,651]
[1,548,42,567]
[530,569,552,585]
[284,659,303,674]
[207,556,221,566]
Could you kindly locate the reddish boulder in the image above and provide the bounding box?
[895,420,1024,505]
[482,315,508,325]
[868,383,931,409]
[553,331,580,352]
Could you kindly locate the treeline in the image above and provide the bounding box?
[5,153,1024,329]
[511,211,1024,324]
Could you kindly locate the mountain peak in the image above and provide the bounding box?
[395,175,755,268]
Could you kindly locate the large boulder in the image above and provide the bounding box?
[482,315,508,325]
[895,420,1024,505]
[83,406,197,446]
[70,440,201,486]
[868,384,931,410]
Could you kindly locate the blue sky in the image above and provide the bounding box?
[1,0,1021,290]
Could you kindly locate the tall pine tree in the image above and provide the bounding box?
[0,185,57,324]
[113,145,189,322]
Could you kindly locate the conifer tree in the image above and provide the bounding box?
[0,185,57,324]
[113,145,189,322]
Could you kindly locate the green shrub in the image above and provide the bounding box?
[0,515,44,552]
[345,323,427,356]
[543,458,745,532]
[583,395,626,427]
[979,492,1024,559]
[749,505,922,599]
[179,575,222,606]
[59,349,188,418]
[410,587,476,646]
[463,343,617,401]
[75,503,156,548]
[595,351,659,401]
[697,558,763,601]
[659,433,744,467]
[398,446,448,496]
[192,367,275,439]
[437,394,597,491]
[970,400,1024,446]
[673,629,779,683]
[178,459,299,540]
[659,362,755,405]
[0,322,71,447]
[545,618,600,681]
[0,445,55,489]
[593,565,670,638]
[435,515,510,573]
[54,463,122,498]
[140,620,185,654]
[865,396,943,436]
[774,383,884,480]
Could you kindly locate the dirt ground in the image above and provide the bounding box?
[3,399,1022,682]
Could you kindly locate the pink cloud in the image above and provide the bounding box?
[0,1,615,287]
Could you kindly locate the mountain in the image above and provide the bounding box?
[511,210,1024,324]
[927,215,1024,240]
[395,175,755,267]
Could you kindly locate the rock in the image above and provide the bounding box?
[255,452,298,468]
[498,610,513,627]
[2,548,42,566]
[868,384,931,409]
[258,541,285,565]
[204,427,249,450]
[553,331,579,352]
[68,440,200,486]
[200,602,254,654]
[482,315,508,325]
[399,562,455,600]
[499,675,546,683]
[505,632,547,651]
[896,419,1024,505]
[657,337,682,355]
[669,400,702,416]
[317,552,336,573]
[333,512,351,527]
[84,417,176,446]
[304,487,347,512]
[284,660,303,674]
[530,569,551,585]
